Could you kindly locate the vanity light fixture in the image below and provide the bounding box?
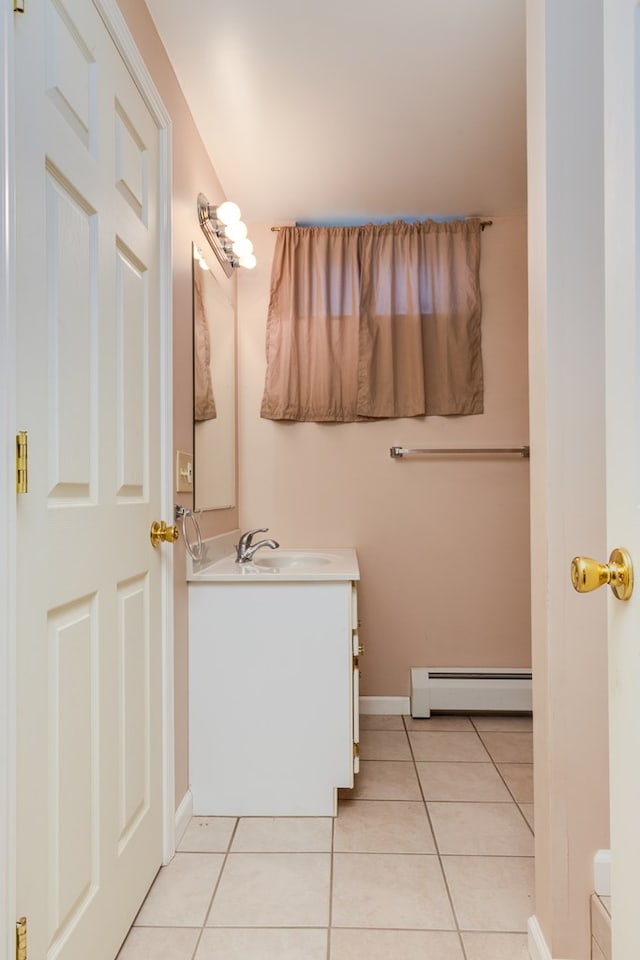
[197,192,257,277]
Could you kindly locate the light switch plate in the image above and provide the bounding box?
[176,451,193,493]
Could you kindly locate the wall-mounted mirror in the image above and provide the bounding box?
[192,243,236,510]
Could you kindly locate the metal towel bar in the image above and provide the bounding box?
[390,445,530,459]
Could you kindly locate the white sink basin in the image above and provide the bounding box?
[187,544,359,582]
[254,551,333,569]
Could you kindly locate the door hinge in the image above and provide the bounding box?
[16,917,27,960]
[353,742,360,759]
[16,431,28,494]
[13,0,25,12]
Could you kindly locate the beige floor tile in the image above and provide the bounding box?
[231,817,332,852]
[207,853,330,927]
[340,761,421,800]
[196,928,328,960]
[471,715,533,732]
[442,855,534,931]
[117,927,201,959]
[334,800,435,853]
[478,731,533,763]
[404,716,474,731]
[409,732,490,762]
[178,817,236,853]
[518,803,534,831]
[359,715,405,731]
[497,762,534,801]
[417,762,512,802]
[330,929,464,959]
[359,730,412,760]
[462,931,530,959]
[428,802,534,856]
[332,853,455,930]
[133,853,224,927]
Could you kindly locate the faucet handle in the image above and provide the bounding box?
[238,527,268,549]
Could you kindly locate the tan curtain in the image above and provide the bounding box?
[260,219,483,422]
[260,227,361,421]
[357,219,483,417]
[193,266,217,421]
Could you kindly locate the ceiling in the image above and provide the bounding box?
[144,0,526,225]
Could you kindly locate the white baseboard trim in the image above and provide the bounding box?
[359,696,410,715]
[528,916,552,960]
[528,915,572,960]
[594,848,611,896]
[175,789,193,847]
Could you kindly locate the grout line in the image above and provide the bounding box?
[515,802,535,837]
[130,921,528,934]
[470,718,532,790]
[402,715,469,960]
[466,727,535,836]
[357,757,499,764]
[327,814,335,960]
[200,817,240,934]
[218,852,334,856]
[189,925,201,960]
[183,850,534,859]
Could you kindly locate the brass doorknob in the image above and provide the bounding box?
[570,547,634,601]
[150,520,179,548]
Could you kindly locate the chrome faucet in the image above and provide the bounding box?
[235,527,280,563]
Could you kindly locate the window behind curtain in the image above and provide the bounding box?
[260,219,483,422]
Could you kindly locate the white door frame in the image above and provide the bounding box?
[0,2,17,958]
[0,2,175,956]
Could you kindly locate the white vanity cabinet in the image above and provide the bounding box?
[188,556,360,817]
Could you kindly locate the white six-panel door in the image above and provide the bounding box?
[14,1,170,957]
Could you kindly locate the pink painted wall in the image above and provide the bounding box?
[237,217,531,695]
[116,0,239,806]
[116,0,531,803]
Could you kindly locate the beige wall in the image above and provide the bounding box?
[238,217,530,696]
[527,0,609,956]
[116,0,239,806]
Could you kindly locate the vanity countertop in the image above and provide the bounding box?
[187,546,359,583]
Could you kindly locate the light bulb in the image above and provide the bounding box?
[239,253,257,270]
[224,220,248,242]
[216,200,241,225]
[232,237,254,258]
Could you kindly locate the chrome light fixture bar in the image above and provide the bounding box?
[197,193,256,277]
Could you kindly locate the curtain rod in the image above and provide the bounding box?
[271,219,494,232]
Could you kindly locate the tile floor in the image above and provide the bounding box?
[118,714,534,960]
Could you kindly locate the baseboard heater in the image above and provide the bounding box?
[411,667,532,717]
